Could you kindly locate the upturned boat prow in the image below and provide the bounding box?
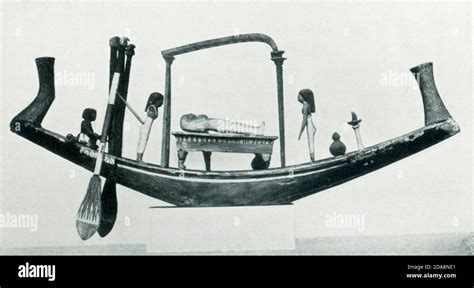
[10,57,56,130]
[9,55,460,207]
[410,62,454,126]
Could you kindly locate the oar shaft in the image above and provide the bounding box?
[117,93,145,124]
[93,72,120,175]
[100,73,120,143]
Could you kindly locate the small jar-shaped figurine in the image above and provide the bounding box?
[329,132,346,156]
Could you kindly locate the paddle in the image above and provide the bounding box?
[98,38,131,237]
[75,39,124,241]
[97,178,117,237]
[116,92,145,124]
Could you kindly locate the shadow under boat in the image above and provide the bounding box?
[10,57,460,207]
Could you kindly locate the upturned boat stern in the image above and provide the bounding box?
[410,62,460,134]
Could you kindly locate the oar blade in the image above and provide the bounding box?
[76,175,102,241]
[98,179,117,237]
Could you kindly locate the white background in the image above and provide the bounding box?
[1,1,472,248]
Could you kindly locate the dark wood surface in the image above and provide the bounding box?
[11,117,459,206]
[10,59,460,207]
[109,44,134,159]
[160,57,173,167]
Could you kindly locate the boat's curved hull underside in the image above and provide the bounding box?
[12,118,459,206]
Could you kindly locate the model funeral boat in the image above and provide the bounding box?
[10,33,460,208]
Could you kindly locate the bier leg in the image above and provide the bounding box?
[261,153,271,169]
[178,149,188,170]
[202,151,212,171]
[137,153,144,163]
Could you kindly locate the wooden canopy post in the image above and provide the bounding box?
[271,50,286,167]
[161,55,174,167]
[160,34,285,168]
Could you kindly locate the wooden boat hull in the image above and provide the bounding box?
[11,118,459,206]
[10,58,460,207]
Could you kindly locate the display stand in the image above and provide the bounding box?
[146,204,295,253]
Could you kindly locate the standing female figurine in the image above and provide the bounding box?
[297,89,316,161]
[137,92,164,163]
